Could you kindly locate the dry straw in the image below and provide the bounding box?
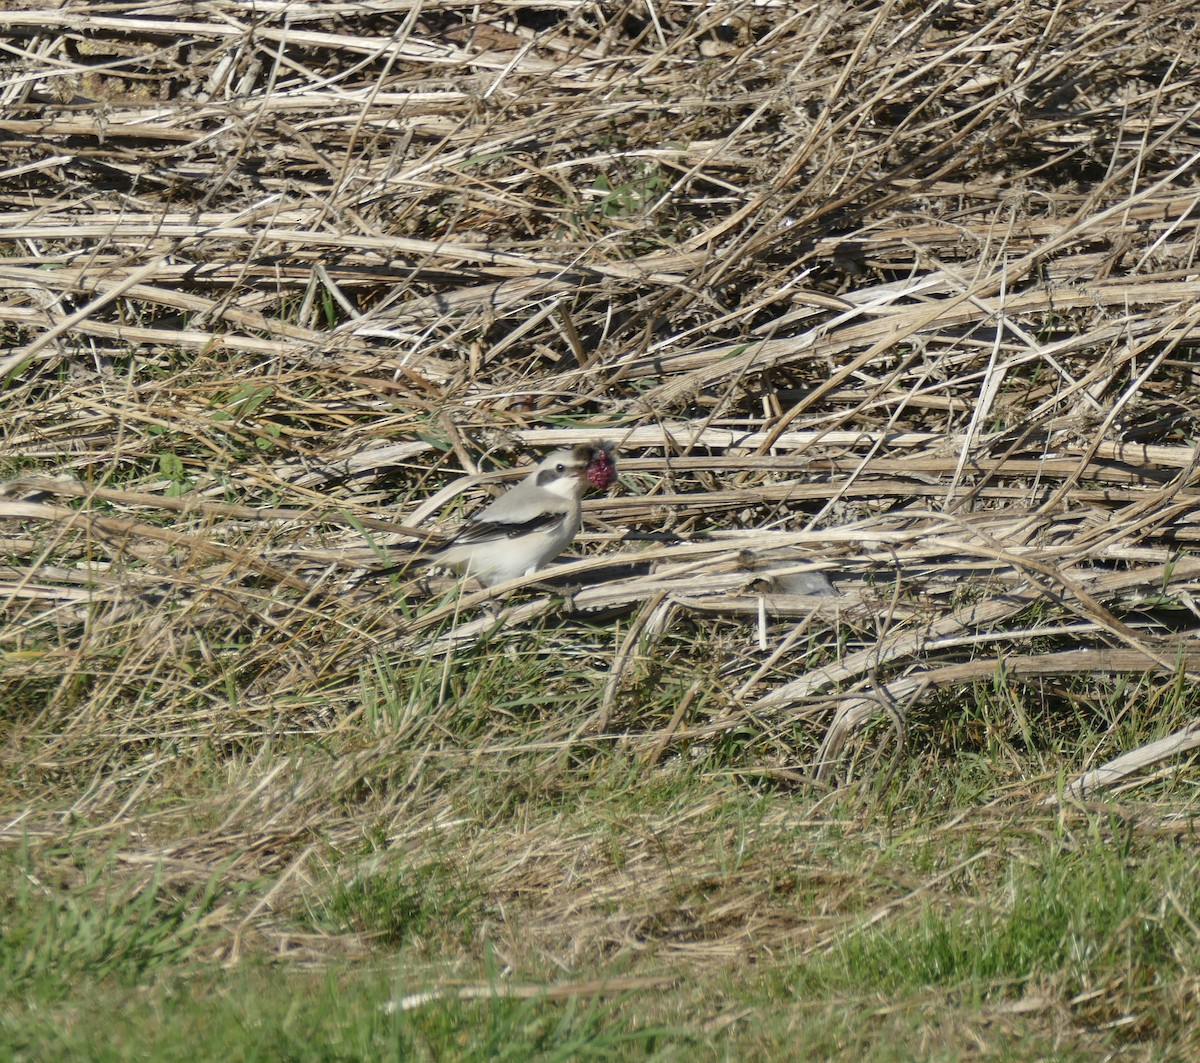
[5,0,1200,829]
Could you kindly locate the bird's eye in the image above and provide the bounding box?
[555,463,565,473]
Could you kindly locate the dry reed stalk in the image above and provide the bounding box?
[5,0,1200,824]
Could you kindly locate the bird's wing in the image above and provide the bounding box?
[447,486,572,545]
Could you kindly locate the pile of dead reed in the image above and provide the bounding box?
[5,0,1200,797]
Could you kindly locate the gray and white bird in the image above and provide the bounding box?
[370,442,617,587]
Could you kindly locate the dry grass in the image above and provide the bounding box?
[4,0,1200,1053]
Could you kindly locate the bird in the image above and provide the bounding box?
[365,442,617,587]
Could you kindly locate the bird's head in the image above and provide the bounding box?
[536,442,618,499]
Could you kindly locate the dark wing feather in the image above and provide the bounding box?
[447,508,568,545]
[357,510,567,583]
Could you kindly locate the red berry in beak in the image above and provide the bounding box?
[586,448,616,490]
